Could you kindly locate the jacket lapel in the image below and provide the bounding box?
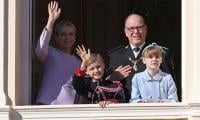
[124,45,135,60]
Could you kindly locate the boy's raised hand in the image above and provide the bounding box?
[76,45,91,69]
[76,45,91,61]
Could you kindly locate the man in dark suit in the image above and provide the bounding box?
[108,13,176,102]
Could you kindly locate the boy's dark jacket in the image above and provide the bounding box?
[72,69,125,104]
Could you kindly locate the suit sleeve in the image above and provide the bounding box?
[161,49,176,81]
[107,52,115,74]
[107,51,123,81]
[107,47,123,74]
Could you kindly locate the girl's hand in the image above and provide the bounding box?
[154,99,164,103]
[138,100,147,103]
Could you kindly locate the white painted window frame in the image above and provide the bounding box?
[3,0,200,105]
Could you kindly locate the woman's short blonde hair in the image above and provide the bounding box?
[54,19,76,36]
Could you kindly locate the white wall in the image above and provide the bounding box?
[182,0,200,103]
[0,0,6,106]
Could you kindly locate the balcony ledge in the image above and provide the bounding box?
[0,103,199,120]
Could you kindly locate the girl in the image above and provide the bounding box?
[130,43,178,103]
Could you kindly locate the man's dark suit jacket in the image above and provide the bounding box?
[108,43,176,102]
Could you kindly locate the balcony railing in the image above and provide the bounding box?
[1,103,200,120]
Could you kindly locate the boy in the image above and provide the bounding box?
[72,45,125,107]
[130,43,178,103]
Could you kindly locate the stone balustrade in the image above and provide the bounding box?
[1,103,200,120]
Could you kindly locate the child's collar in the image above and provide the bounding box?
[92,78,103,83]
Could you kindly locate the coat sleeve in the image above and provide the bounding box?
[162,75,178,102]
[129,75,143,103]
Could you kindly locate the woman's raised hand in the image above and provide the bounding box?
[48,1,61,22]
